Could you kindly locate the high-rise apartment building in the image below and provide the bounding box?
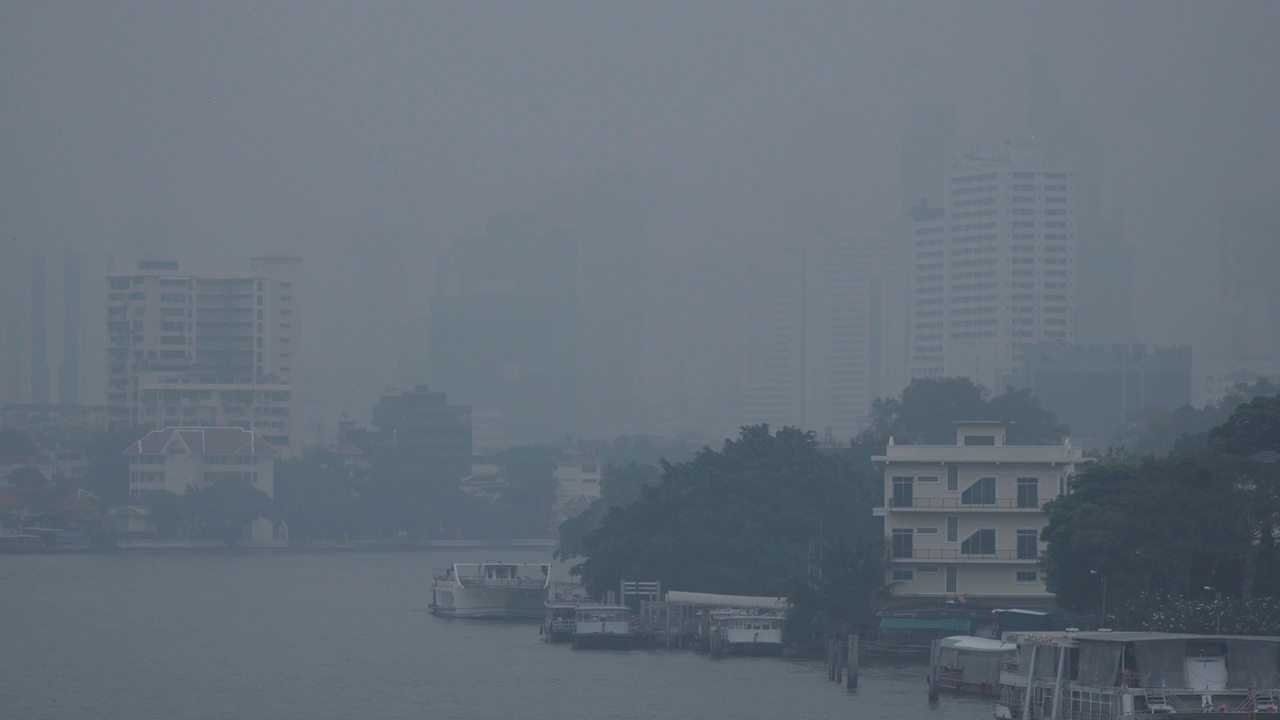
[105,257,302,456]
[908,146,1078,391]
[745,239,909,440]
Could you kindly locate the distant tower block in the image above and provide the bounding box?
[60,249,82,404]
[30,253,49,404]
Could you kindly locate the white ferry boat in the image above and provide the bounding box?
[573,604,632,649]
[710,609,785,656]
[429,561,551,620]
[995,630,1280,719]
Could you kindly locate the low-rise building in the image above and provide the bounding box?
[123,426,280,500]
[872,420,1086,611]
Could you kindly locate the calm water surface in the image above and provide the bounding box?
[2,550,994,720]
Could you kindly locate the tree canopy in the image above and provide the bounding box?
[571,425,883,640]
[1041,394,1280,627]
[860,378,1068,446]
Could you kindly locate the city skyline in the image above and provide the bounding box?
[3,2,1278,446]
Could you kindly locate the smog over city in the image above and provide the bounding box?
[2,3,1280,719]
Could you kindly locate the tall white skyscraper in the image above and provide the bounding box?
[908,146,1078,391]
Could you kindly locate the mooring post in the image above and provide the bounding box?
[835,639,843,684]
[847,634,858,689]
[928,637,941,703]
[827,638,836,681]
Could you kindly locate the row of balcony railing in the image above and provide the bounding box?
[889,548,1038,561]
[887,497,1046,509]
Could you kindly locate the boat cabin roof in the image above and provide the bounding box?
[1007,630,1280,648]
[942,635,1017,653]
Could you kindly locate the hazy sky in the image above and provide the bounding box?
[3,1,1279,424]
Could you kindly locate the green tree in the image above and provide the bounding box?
[81,426,148,502]
[1112,379,1278,459]
[859,378,1067,447]
[1208,394,1280,456]
[555,462,663,559]
[572,425,883,641]
[275,449,370,540]
[184,478,273,546]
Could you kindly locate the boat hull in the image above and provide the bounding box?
[430,584,547,620]
[574,632,632,650]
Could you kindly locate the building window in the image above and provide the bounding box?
[946,567,958,593]
[891,569,915,582]
[946,465,958,491]
[961,477,996,506]
[891,529,914,559]
[917,475,938,483]
[1017,529,1039,560]
[963,434,995,446]
[1017,478,1039,508]
[1016,570,1039,583]
[916,527,938,535]
[960,529,995,556]
[892,476,913,507]
[946,516,958,542]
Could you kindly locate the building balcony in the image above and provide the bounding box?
[889,549,1039,563]
[878,497,1049,513]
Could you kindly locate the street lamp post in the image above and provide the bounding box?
[1091,570,1108,628]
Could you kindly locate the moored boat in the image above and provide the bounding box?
[429,561,551,620]
[936,635,1016,696]
[995,630,1280,719]
[573,604,632,649]
[710,609,785,656]
[543,600,577,642]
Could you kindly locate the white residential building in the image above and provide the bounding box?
[872,420,1086,608]
[106,257,301,456]
[909,146,1077,390]
[124,426,280,500]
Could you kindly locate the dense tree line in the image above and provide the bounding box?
[570,425,885,643]
[1040,390,1280,633]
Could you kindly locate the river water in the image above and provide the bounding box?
[3,549,994,720]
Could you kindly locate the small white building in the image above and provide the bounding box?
[124,427,280,500]
[872,420,1086,609]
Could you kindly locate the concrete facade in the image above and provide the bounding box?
[106,258,301,456]
[909,146,1077,391]
[873,420,1085,608]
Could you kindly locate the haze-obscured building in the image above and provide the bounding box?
[427,214,576,446]
[908,145,1078,391]
[105,257,302,456]
[124,426,280,500]
[1029,58,1134,346]
[745,239,909,440]
[1008,343,1192,445]
[873,421,1086,611]
[371,385,472,484]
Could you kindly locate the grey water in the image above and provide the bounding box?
[2,549,994,720]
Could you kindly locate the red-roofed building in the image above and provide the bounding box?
[124,427,280,500]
